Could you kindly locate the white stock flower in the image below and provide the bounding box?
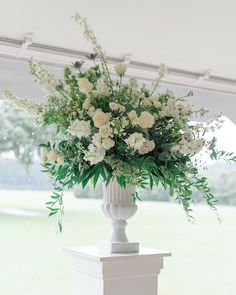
[138,111,155,129]
[109,102,125,113]
[84,144,106,165]
[78,78,93,94]
[128,110,139,125]
[47,150,57,162]
[138,139,155,155]
[93,110,111,128]
[94,80,110,96]
[114,63,127,76]
[125,133,146,150]
[102,138,115,150]
[67,119,91,138]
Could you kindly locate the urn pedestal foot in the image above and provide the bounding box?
[97,240,139,253]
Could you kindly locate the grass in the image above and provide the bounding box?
[0,189,236,295]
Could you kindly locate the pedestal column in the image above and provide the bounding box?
[65,246,171,295]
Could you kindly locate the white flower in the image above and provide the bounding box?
[40,146,49,156]
[153,100,161,109]
[88,106,96,117]
[138,139,155,155]
[47,150,57,162]
[114,63,127,76]
[128,110,139,125]
[67,120,91,138]
[99,124,113,138]
[142,98,152,107]
[125,133,146,150]
[102,138,115,150]
[84,144,106,165]
[94,80,110,96]
[93,109,111,128]
[138,111,155,129]
[57,156,64,165]
[109,102,125,113]
[39,155,47,163]
[78,78,93,94]
[82,98,91,110]
[121,117,129,128]
[92,133,102,147]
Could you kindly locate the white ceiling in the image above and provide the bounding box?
[0,0,236,123]
[0,0,236,79]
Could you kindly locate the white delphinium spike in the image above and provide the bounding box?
[28,59,57,94]
[72,12,112,88]
[3,90,41,116]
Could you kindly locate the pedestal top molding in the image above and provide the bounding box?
[65,246,171,262]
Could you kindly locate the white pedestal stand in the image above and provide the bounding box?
[65,246,171,295]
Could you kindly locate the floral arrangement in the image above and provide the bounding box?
[3,13,236,230]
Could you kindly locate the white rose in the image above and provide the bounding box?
[99,124,113,138]
[114,63,127,76]
[47,150,57,162]
[67,120,91,138]
[82,98,91,110]
[138,111,155,129]
[88,106,96,117]
[92,133,102,147]
[102,138,115,150]
[153,100,161,109]
[78,78,93,95]
[57,156,64,165]
[142,98,152,107]
[138,140,155,155]
[93,109,111,128]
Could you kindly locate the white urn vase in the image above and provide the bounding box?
[98,179,139,253]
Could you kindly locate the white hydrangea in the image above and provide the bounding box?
[93,109,111,128]
[67,119,91,138]
[171,136,204,155]
[84,144,106,165]
[125,133,146,150]
[138,111,155,129]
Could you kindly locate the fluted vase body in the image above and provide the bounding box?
[102,179,137,243]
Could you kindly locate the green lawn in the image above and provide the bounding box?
[0,190,235,295]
